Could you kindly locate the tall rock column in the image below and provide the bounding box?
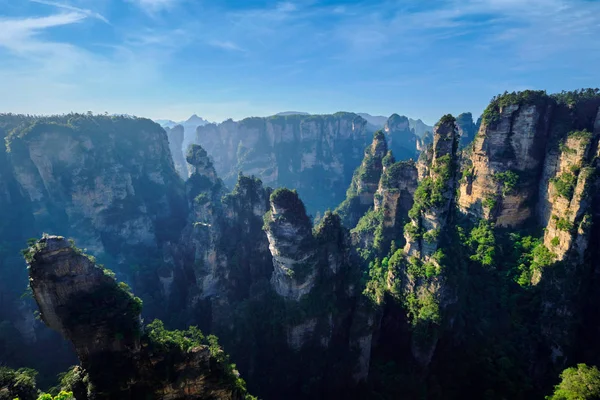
[336,131,388,228]
[395,115,460,367]
[184,144,226,300]
[458,92,553,226]
[265,188,317,301]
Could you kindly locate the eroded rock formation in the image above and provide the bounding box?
[26,235,250,400]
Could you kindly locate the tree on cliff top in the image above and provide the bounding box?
[548,364,600,400]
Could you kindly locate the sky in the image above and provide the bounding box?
[0,0,599,125]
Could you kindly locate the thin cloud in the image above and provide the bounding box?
[0,12,86,52]
[30,0,109,24]
[126,0,180,14]
[208,40,245,52]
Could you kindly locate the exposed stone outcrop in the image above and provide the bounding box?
[27,235,249,400]
[398,115,460,367]
[374,158,418,231]
[541,133,597,264]
[183,145,226,300]
[195,113,371,215]
[5,115,187,264]
[404,116,458,259]
[458,95,553,226]
[165,124,188,179]
[265,189,317,301]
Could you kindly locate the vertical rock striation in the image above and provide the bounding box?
[458,92,553,226]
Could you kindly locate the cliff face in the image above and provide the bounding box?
[374,158,418,232]
[458,93,553,226]
[265,189,317,301]
[0,114,187,382]
[166,124,188,179]
[195,113,371,215]
[26,235,250,400]
[5,115,187,262]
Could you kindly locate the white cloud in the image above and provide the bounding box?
[30,0,109,24]
[0,12,86,53]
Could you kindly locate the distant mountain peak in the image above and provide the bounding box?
[185,114,207,124]
[275,111,310,116]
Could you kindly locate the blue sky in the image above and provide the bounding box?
[0,0,599,124]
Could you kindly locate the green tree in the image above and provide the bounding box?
[548,364,600,400]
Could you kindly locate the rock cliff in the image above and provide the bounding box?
[195,113,371,215]
[5,114,187,262]
[26,235,251,400]
[458,92,554,226]
[397,115,460,365]
[335,131,388,229]
[265,189,317,301]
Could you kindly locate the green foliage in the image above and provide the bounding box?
[0,367,38,400]
[555,217,574,232]
[269,188,309,221]
[145,319,205,352]
[483,193,498,211]
[493,171,519,196]
[567,129,593,141]
[423,229,440,244]
[145,320,253,398]
[510,234,557,286]
[382,151,395,167]
[403,222,422,240]
[407,256,426,278]
[405,291,441,326]
[552,172,578,200]
[437,114,456,126]
[37,391,73,400]
[551,88,600,107]
[482,90,548,125]
[548,364,600,400]
[467,221,496,268]
[460,168,474,184]
[551,237,560,247]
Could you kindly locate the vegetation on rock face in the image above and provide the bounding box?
[482,90,549,125]
[548,364,600,400]
[0,367,38,400]
[493,171,519,197]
